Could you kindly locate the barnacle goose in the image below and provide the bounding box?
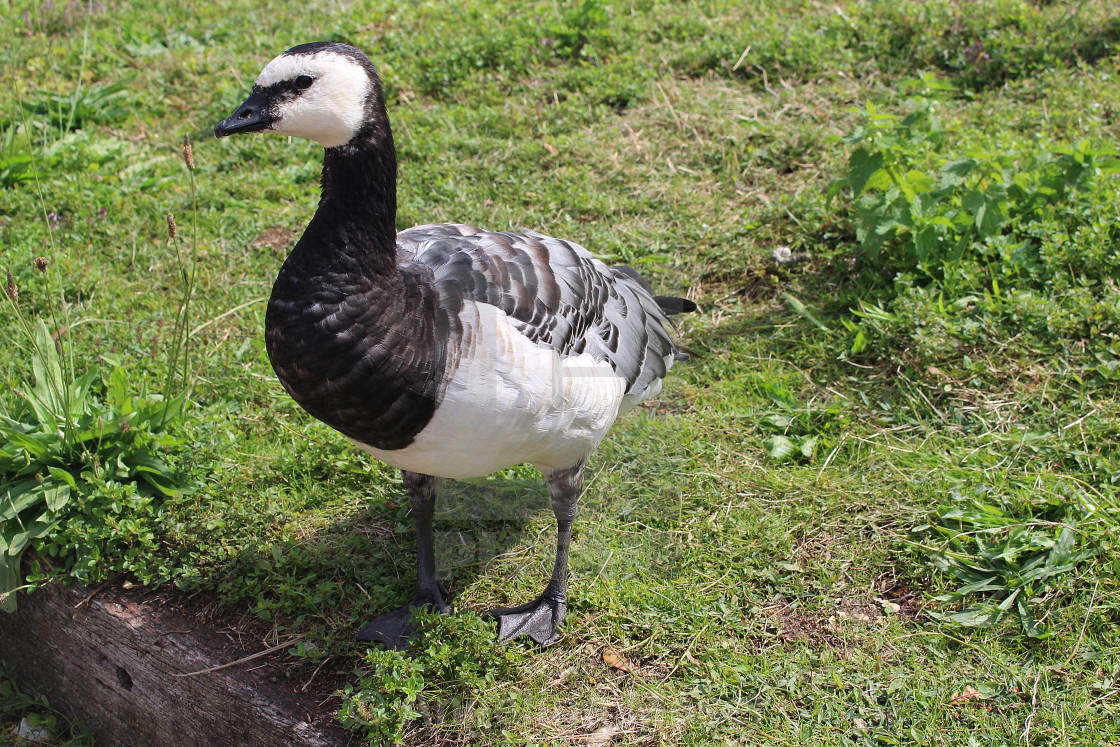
[215,42,696,648]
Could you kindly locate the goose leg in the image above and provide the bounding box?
[491,461,584,647]
[355,471,449,648]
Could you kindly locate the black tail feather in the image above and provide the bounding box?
[654,295,698,316]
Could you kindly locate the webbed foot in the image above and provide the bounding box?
[355,583,450,649]
[490,592,567,647]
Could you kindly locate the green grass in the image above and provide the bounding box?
[2,0,1120,744]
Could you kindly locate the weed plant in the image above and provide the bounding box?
[0,64,197,608]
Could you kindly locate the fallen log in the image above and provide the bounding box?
[0,578,347,747]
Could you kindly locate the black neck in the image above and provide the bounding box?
[264,77,455,452]
[303,111,398,275]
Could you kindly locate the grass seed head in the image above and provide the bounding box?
[182,136,195,171]
[5,269,16,302]
[34,257,49,272]
[166,212,177,240]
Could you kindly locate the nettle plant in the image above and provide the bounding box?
[826,78,1120,363]
[829,78,1120,291]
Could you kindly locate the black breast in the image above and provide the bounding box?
[264,247,460,451]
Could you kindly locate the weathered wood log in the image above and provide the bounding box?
[0,579,348,747]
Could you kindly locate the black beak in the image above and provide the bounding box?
[215,91,275,138]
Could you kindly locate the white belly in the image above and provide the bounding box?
[353,302,626,479]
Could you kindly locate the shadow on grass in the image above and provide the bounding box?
[428,475,552,591]
[189,388,705,642]
[203,467,555,637]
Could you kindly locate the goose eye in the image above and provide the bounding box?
[295,75,314,90]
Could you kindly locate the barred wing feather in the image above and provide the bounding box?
[397,223,683,411]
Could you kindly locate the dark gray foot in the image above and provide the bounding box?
[355,585,449,649]
[490,593,567,647]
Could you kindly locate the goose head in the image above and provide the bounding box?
[215,42,383,149]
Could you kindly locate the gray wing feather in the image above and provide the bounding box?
[397,223,680,399]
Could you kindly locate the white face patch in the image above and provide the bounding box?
[256,51,372,148]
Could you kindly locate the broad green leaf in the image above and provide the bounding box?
[984,182,1008,200]
[943,607,1000,627]
[7,517,61,557]
[799,435,819,459]
[0,426,56,462]
[1097,155,1120,172]
[760,382,800,410]
[146,391,189,431]
[850,328,867,355]
[978,194,1008,238]
[140,473,179,497]
[43,483,71,512]
[929,215,955,229]
[908,194,928,222]
[903,169,934,194]
[1020,559,1080,585]
[936,157,976,190]
[108,367,131,411]
[763,435,797,461]
[1018,597,1048,638]
[763,414,794,428]
[31,319,66,418]
[125,452,173,478]
[19,387,61,433]
[69,369,100,416]
[1045,525,1076,570]
[0,479,46,522]
[955,576,1004,594]
[865,167,894,192]
[75,420,115,445]
[847,147,885,196]
[0,553,20,611]
[126,453,179,496]
[46,467,77,489]
[914,225,938,262]
[962,189,984,219]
